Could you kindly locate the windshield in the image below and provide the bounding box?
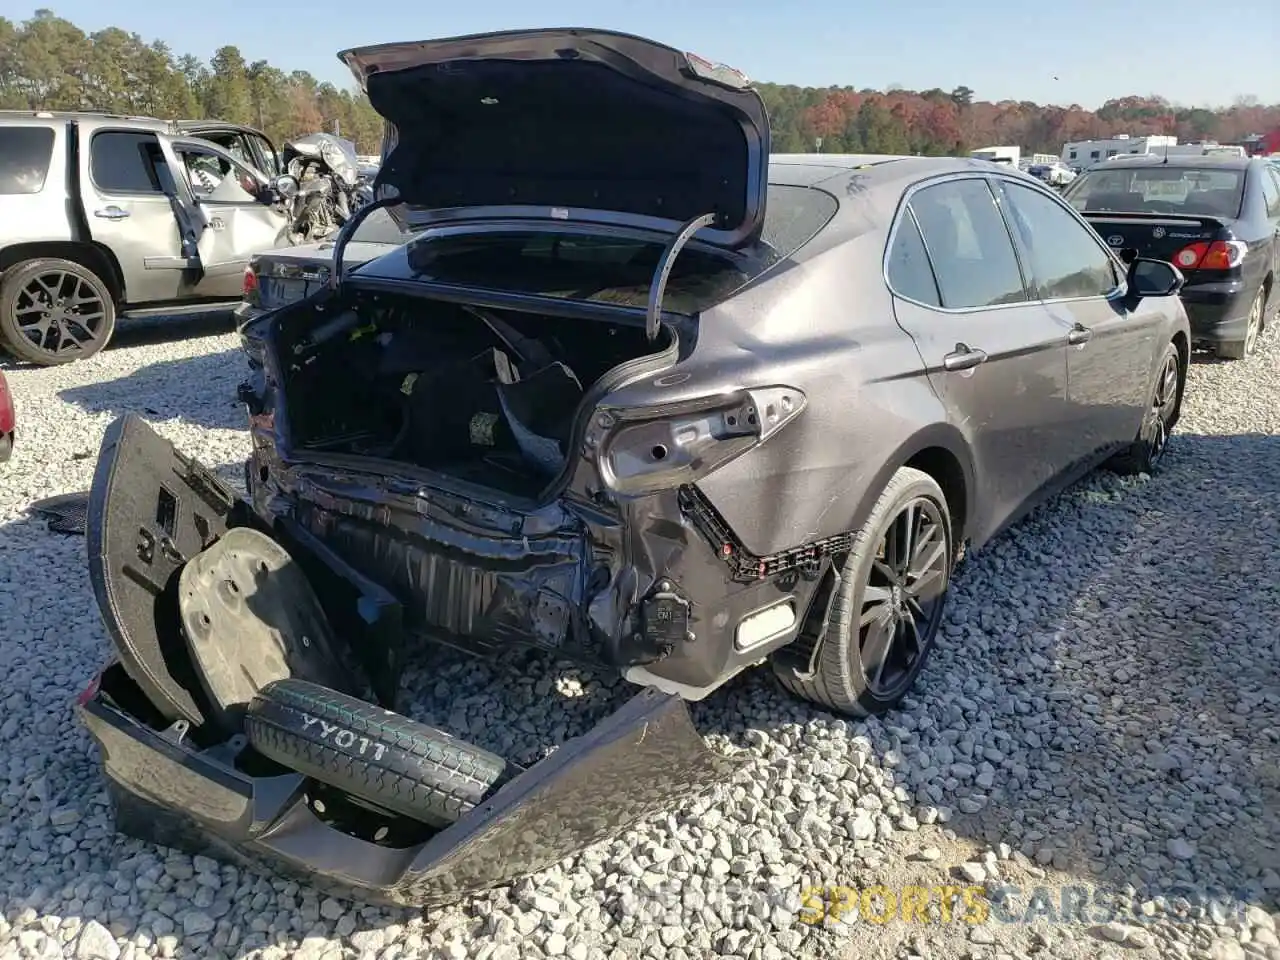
[1066,166,1245,218]
[400,183,838,314]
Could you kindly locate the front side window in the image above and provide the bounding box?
[997,180,1119,300]
[180,150,260,204]
[908,178,1028,309]
[91,131,164,194]
[0,127,55,195]
[250,134,279,176]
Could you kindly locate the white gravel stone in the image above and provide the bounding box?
[1,318,1278,960]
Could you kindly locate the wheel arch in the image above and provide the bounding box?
[1168,329,1189,426]
[786,423,974,645]
[0,241,126,305]
[856,423,975,557]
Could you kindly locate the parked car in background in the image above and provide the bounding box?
[237,205,412,325]
[0,111,298,366]
[172,119,281,177]
[1028,162,1076,187]
[1064,153,1280,359]
[0,368,13,463]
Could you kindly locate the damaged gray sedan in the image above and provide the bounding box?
[77,28,1192,906]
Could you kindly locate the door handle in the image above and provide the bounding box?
[942,343,989,372]
[1067,324,1093,345]
[93,206,130,221]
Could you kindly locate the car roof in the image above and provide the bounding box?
[767,153,1035,190]
[1094,153,1253,170]
[0,110,169,130]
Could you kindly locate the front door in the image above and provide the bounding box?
[81,128,190,306]
[994,177,1161,462]
[888,175,1072,543]
[169,142,288,300]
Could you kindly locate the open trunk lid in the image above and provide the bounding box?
[337,28,770,249]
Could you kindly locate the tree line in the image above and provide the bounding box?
[2,10,1277,160]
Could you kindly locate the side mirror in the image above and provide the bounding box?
[270,174,299,201]
[1125,257,1184,303]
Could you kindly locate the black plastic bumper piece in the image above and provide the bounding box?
[79,685,738,907]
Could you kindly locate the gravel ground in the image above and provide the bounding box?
[0,316,1277,960]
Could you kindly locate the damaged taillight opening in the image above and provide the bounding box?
[590,386,807,497]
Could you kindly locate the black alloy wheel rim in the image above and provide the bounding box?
[13,271,108,358]
[1144,352,1179,465]
[858,497,949,698]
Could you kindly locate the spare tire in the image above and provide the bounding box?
[244,678,510,827]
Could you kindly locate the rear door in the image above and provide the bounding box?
[995,177,1159,461]
[888,175,1072,543]
[168,141,288,299]
[82,128,192,306]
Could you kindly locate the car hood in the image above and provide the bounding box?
[337,28,770,249]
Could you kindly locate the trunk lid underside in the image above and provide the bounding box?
[338,28,771,248]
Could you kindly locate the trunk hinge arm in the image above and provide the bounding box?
[645,212,717,342]
[329,196,400,293]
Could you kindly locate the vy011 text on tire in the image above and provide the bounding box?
[244,678,510,828]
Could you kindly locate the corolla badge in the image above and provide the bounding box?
[1107,235,1125,246]
[1152,227,1166,239]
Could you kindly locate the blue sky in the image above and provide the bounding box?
[32,0,1280,109]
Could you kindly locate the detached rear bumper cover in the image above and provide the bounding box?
[79,684,733,907]
[80,414,738,905]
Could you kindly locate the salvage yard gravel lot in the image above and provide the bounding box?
[0,316,1277,960]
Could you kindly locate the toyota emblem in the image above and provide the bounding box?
[1152,227,1166,239]
[1107,235,1124,246]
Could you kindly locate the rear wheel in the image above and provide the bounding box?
[244,678,510,827]
[0,258,116,365]
[773,467,952,717]
[1217,287,1264,361]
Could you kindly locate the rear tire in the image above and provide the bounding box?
[1216,287,1265,361]
[773,467,952,717]
[244,678,510,827]
[0,258,116,365]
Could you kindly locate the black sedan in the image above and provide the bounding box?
[1064,153,1280,359]
[76,28,1192,907]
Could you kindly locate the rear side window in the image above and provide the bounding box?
[908,179,1029,309]
[1262,168,1280,218]
[886,208,941,307]
[0,127,55,195]
[91,131,164,194]
[761,184,839,260]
